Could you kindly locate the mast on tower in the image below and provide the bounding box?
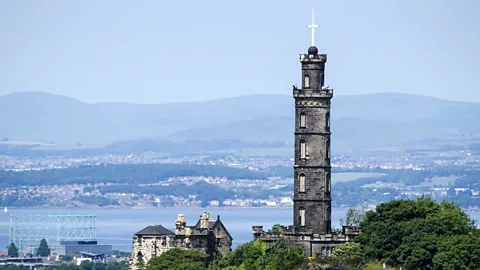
[307,6,319,47]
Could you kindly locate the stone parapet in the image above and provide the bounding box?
[251,224,361,257]
[293,89,333,98]
[300,53,327,63]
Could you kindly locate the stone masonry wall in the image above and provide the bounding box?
[129,235,174,270]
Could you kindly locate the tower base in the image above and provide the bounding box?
[252,225,361,257]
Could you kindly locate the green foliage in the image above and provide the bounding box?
[357,197,478,269]
[135,261,146,270]
[36,238,51,257]
[267,224,280,234]
[59,253,75,262]
[146,248,210,270]
[242,240,267,270]
[432,233,480,269]
[7,243,18,257]
[331,243,363,269]
[214,241,253,268]
[363,262,397,270]
[0,265,29,270]
[331,226,342,234]
[92,263,106,270]
[51,261,128,270]
[340,208,366,227]
[79,260,94,270]
[212,239,306,270]
[313,255,344,268]
[105,261,129,270]
[262,239,306,270]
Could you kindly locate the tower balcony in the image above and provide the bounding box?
[300,53,327,63]
[293,88,333,98]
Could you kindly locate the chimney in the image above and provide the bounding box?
[200,212,211,229]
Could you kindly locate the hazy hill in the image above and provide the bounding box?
[0,91,478,151]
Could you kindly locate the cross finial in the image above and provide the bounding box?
[307,6,319,47]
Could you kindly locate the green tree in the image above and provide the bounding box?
[331,225,342,234]
[214,241,253,268]
[92,263,106,270]
[340,208,366,226]
[0,265,29,270]
[135,261,146,270]
[356,197,477,269]
[59,253,75,262]
[37,238,51,257]
[212,239,306,270]
[80,260,94,270]
[146,248,209,270]
[267,224,280,233]
[7,243,19,257]
[51,264,80,270]
[262,238,306,270]
[332,242,362,269]
[105,261,128,270]
[242,240,267,270]
[432,233,480,269]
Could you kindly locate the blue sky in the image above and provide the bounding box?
[0,0,478,103]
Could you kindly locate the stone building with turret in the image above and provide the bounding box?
[130,212,232,270]
[252,7,361,257]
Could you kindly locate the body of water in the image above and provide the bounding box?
[1,208,479,252]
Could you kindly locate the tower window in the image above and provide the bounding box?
[325,139,330,160]
[300,141,306,159]
[325,206,331,221]
[304,75,310,88]
[299,208,306,226]
[325,173,331,193]
[137,251,143,262]
[300,113,306,128]
[326,112,330,131]
[299,174,306,193]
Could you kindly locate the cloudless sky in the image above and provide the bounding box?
[0,0,479,103]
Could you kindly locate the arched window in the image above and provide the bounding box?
[325,173,331,193]
[325,139,330,160]
[299,174,306,193]
[299,208,306,226]
[326,112,330,131]
[300,141,306,159]
[304,75,310,88]
[161,236,167,246]
[137,251,143,262]
[300,113,306,128]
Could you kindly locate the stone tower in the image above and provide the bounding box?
[252,8,360,257]
[252,7,360,257]
[292,44,333,235]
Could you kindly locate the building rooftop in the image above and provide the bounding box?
[135,225,174,236]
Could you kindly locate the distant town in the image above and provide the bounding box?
[1,146,479,209]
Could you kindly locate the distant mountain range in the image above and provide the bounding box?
[0,91,479,153]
